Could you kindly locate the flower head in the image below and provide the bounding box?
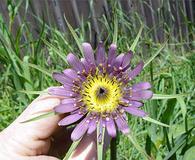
[49,42,153,141]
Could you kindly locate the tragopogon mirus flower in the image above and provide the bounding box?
[49,42,153,142]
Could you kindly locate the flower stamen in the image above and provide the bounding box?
[81,70,122,113]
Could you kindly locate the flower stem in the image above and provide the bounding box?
[110,137,117,160]
[97,122,105,160]
[63,138,82,160]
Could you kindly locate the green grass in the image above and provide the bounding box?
[0,1,195,160]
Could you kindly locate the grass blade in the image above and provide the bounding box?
[42,39,67,63]
[128,132,150,160]
[112,15,118,44]
[164,127,195,160]
[64,16,83,55]
[143,116,170,127]
[177,97,187,120]
[152,93,187,100]
[63,138,82,160]
[21,111,56,123]
[130,24,144,52]
[18,90,47,95]
[144,40,168,68]
[27,63,52,77]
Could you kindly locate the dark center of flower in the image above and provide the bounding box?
[98,87,106,95]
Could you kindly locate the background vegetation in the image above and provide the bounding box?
[0,1,194,160]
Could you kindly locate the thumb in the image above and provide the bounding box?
[25,155,59,160]
[13,93,63,140]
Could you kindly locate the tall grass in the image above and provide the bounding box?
[0,1,194,160]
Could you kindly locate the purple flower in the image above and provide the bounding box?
[49,42,153,141]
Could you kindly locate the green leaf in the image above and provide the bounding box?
[128,132,150,159]
[145,134,157,156]
[97,122,105,160]
[130,24,143,52]
[177,97,187,120]
[21,111,56,123]
[18,90,47,95]
[164,128,194,160]
[183,146,195,160]
[22,56,33,93]
[35,21,45,58]
[64,16,83,55]
[26,63,52,77]
[63,138,82,160]
[152,93,187,100]
[112,15,118,44]
[161,99,177,125]
[42,39,67,63]
[143,40,168,68]
[143,116,170,127]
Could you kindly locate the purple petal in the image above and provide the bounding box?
[111,51,132,71]
[132,82,152,91]
[112,53,125,68]
[48,88,76,97]
[71,117,89,141]
[87,118,97,134]
[128,61,144,80]
[115,115,130,134]
[124,107,147,117]
[54,104,78,113]
[121,64,131,72]
[81,58,90,73]
[120,98,130,104]
[58,113,84,126]
[121,98,143,108]
[121,51,133,68]
[96,42,106,65]
[129,101,143,107]
[82,42,95,65]
[63,69,78,80]
[67,53,84,72]
[63,84,73,92]
[108,44,117,65]
[132,90,153,100]
[61,98,77,104]
[52,72,73,84]
[106,118,116,137]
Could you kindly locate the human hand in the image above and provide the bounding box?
[0,93,97,160]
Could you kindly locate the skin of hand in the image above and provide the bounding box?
[0,93,97,160]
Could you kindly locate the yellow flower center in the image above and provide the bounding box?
[81,74,122,113]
